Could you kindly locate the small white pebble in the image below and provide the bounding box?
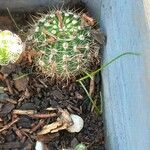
[35,141,44,150]
[67,114,84,133]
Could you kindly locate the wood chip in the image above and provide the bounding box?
[13,109,36,115]
[75,91,83,100]
[46,107,58,111]
[6,98,17,104]
[36,133,59,143]
[0,103,15,117]
[29,113,57,119]
[14,75,29,92]
[0,141,22,149]
[38,121,63,135]
[38,109,73,135]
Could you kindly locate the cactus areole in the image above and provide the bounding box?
[28,10,98,78]
[0,30,23,65]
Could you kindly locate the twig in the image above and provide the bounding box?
[13,109,57,118]
[29,113,57,119]
[20,129,34,143]
[6,99,17,104]
[30,120,45,134]
[13,110,36,115]
[7,8,20,31]
[0,118,19,133]
[13,73,29,81]
[38,79,48,88]
[13,126,24,140]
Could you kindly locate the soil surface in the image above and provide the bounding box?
[0,9,105,150]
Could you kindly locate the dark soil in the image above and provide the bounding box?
[0,8,105,150]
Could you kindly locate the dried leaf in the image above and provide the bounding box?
[38,121,62,135]
[38,109,73,135]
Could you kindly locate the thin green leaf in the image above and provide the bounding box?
[78,80,100,114]
[77,52,140,82]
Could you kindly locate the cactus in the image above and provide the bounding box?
[0,30,23,65]
[28,10,98,78]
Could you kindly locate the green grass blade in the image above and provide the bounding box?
[77,52,140,82]
[78,80,101,114]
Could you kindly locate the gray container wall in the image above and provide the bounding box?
[84,0,150,150]
[0,0,150,150]
[0,0,80,11]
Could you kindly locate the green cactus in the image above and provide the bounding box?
[28,10,98,78]
[0,30,23,65]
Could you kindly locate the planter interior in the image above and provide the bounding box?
[1,0,150,150]
[0,0,105,149]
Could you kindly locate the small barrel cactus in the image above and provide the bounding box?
[0,30,23,65]
[28,10,98,78]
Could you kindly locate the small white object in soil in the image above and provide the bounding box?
[0,30,23,64]
[67,114,84,133]
[35,141,44,150]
